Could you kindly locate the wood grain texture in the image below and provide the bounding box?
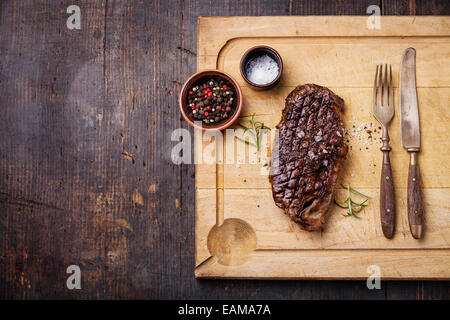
[381,0,449,302]
[197,188,449,250]
[407,153,424,239]
[0,0,448,299]
[195,250,450,280]
[380,160,396,239]
[196,16,450,280]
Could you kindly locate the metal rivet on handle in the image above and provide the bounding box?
[386,176,390,180]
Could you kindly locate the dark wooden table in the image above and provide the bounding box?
[0,0,449,299]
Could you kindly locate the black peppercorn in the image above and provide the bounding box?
[186,76,237,126]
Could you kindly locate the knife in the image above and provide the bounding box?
[399,47,424,239]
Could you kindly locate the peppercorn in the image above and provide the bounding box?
[186,76,237,126]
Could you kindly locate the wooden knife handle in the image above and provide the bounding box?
[407,151,424,239]
[380,148,395,239]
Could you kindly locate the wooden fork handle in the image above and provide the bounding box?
[380,134,395,239]
[380,150,395,238]
[407,151,424,239]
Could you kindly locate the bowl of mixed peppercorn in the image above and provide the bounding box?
[179,70,243,131]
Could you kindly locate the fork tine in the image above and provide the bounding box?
[383,64,389,107]
[377,64,383,107]
[389,64,394,108]
[373,65,379,112]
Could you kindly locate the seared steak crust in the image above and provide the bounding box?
[269,84,348,231]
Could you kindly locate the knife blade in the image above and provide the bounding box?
[399,47,424,239]
[400,48,420,150]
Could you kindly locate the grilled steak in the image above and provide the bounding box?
[269,84,348,231]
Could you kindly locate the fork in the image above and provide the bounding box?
[373,64,395,239]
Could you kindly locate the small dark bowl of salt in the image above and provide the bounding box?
[240,45,283,90]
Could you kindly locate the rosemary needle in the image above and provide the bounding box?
[335,184,371,218]
[235,113,270,151]
[341,183,371,198]
[235,136,256,147]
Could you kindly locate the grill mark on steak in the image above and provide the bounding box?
[269,84,348,231]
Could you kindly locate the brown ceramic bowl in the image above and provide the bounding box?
[240,45,283,90]
[179,70,243,131]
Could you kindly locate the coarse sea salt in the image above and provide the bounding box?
[245,54,279,85]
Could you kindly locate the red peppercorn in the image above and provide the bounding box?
[189,90,194,95]
[191,106,196,110]
[204,112,209,116]
[203,84,206,88]
[206,106,211,111]
[222,85,227,88]
[221,108,225,112]
[207,92,212,97]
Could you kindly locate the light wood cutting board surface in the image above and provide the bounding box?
[195,16,450,279]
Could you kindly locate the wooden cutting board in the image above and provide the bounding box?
[195,16,450,279]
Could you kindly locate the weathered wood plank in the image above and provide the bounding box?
[384,0,450,15]
[0,0,448,300]
[0,0,108,299]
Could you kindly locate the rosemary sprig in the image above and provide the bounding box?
[334,184,371,218]
[235,113,270,151]
[341,183,371,198]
